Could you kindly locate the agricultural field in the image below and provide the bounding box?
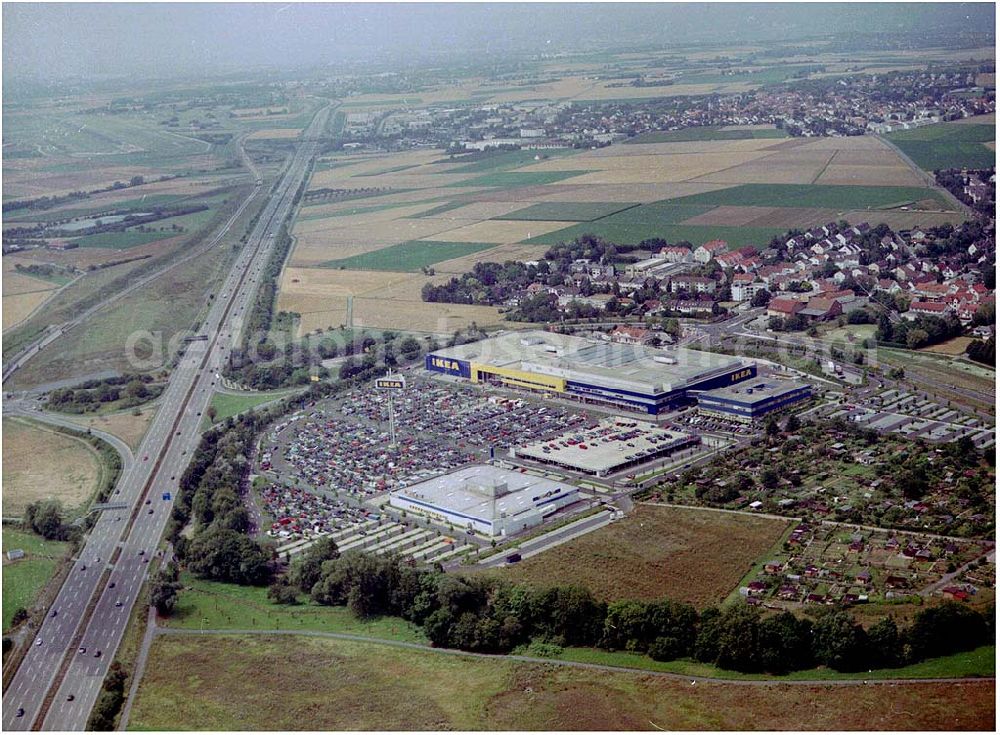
[279,88,963,336]
[495,201,640,222]
[322,240,496,271]
[885,119,996,171]
[2,528,70,631]
[482,504,790,607]
[1,416,103,515]
[626,126,789,143]
[127,634,996,731]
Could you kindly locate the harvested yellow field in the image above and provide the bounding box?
[351,297,512,334]
[920,336,974,356]
[528,182,731,203]
[3,272,57,296]
[587,138,788,157]
[289,237,398,267]
[294,203,440,234]
[3,290,56,330]
[418,201,531,221]
[2,416,101,514]
[843,210,965,230]
[63,408,156,451]
[528,151,772,185]
[279,267,414,298]
[680,205,786,226]
[423,219,576,244]
[246,128,302,140]
[432,244,550,274]
[694,159,827,185]
[816,164,925,187]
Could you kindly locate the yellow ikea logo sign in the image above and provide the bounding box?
[730,368,753,382]
[376,378,406,390]
[431,357,461,371]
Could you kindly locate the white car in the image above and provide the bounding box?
[34,638,43,646]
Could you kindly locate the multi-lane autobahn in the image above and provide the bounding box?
[2,103,330,731]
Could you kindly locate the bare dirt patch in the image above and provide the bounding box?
[61,408,156,451]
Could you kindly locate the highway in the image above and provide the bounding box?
[2,103,331,731]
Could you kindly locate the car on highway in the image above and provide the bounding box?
[50,609,57,618]
[34,638,42,646]
[109,582,116,589]
[67,695,75,702]
[94,650,102,658]
[16,708,24,718]
[115,601,123,608]
[79,647,86,654]
[143,455,148,461]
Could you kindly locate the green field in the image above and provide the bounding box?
[320,240,496,271]
[164,574,427,643]
[206,390,297,426]
[410,200,471,218]
[886,122,995,170]
[446,170,590,189]
[496,201,640,222]
[437,148,579,175]
[70,230,175,249]
[4,193,190,223]
[521,198,785,246]
[2,528,69,631]
[626,127,788,143]
[663,183,951,210]
[127,634,995,731]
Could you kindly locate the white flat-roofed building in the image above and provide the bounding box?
[390,465,580,537]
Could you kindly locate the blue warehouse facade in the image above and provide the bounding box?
[696,381,813,424]
[424,331,758,416]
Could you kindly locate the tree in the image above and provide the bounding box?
[811,611,868,672]
[906,602,988,662]
[23,500,67,540]
[760,468,779,489]
[150,572,182,616]
[713,604,762,672]
[785,413,801,432]
[294,536,340,594]
[758,612,813,673]
[206,405,218,424]
[268,580,300,605]
[867,617,901,668]
[185,528,271,585]
[751,289,771,308]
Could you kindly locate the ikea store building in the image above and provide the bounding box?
[425,330,756,415]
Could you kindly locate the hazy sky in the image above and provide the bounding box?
[3,3,995,82]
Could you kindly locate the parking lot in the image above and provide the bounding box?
[259,379,594,499]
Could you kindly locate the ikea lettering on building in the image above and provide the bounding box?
[424,330,756,415]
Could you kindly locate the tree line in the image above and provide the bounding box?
[264,546,992,675]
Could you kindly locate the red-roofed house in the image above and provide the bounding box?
[694,239,729,263]
[767,298,805,318]
[906,301,952,319]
